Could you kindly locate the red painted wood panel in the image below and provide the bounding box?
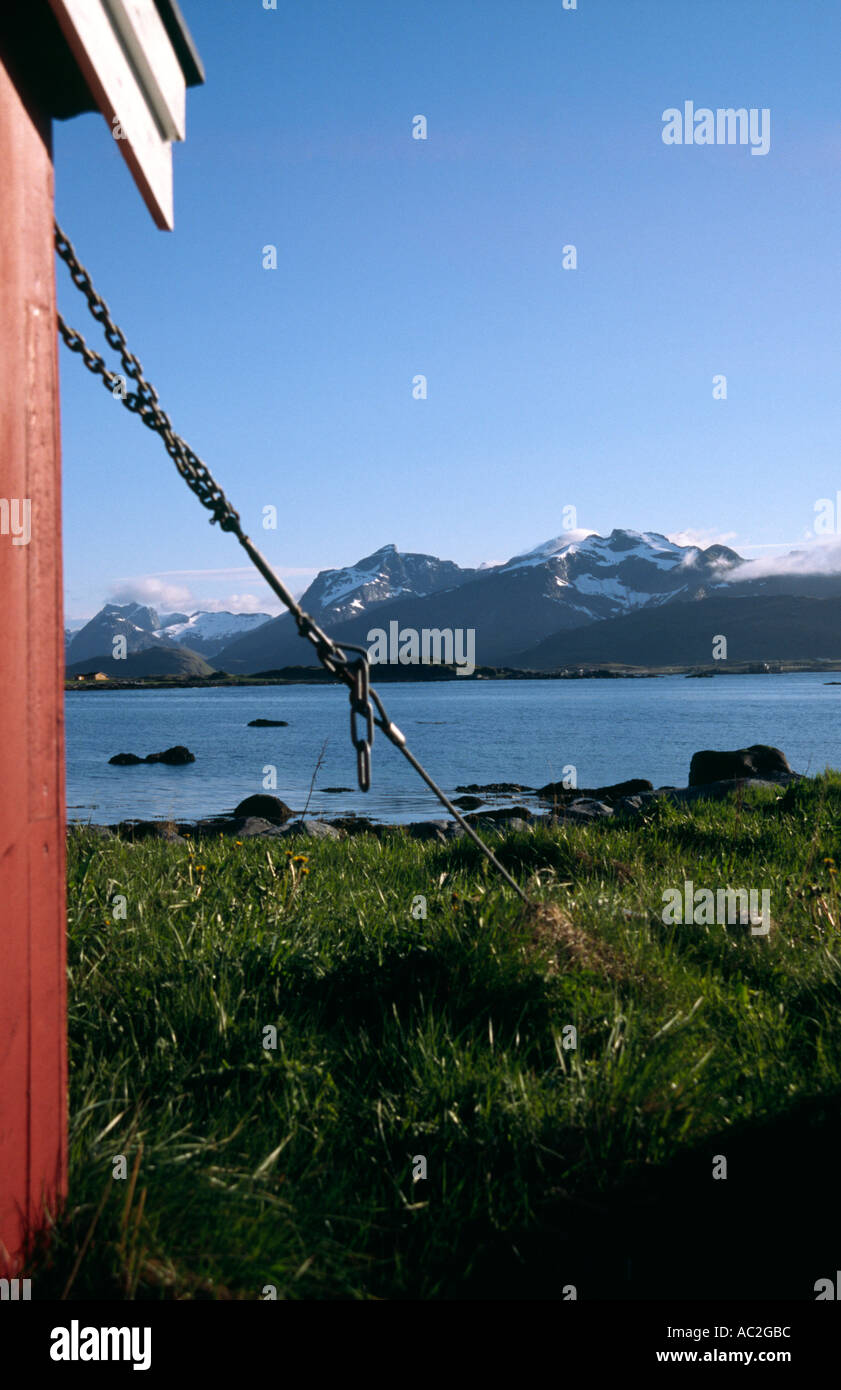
[0,56,67,1273]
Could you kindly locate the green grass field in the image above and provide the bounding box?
[30,775,841,1299]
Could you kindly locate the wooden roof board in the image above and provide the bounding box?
[0,0,202,124]
[45,0,203,228]
[102,0,186,141]
[153,0,204,88]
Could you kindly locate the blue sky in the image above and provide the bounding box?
[55,0,841,620]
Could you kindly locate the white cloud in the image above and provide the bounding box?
[108,577,193,608]
[196,593,281,615]
[108,564,321,617]
[133,566,321,579]
[722,539,841,581]
[667,528,739,550]
[107,576,285,615]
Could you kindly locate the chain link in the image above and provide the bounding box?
[347,650,374,792]
[54,222,527,900]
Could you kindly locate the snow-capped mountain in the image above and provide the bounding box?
[67,604,170,663]
[153,610,274,657]
[214,529,744,672]
[77,528,840,676]
[66,603,273,664]
[496,528,742,620]
[301,544,477,624]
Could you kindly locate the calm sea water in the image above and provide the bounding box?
[64,674,841,826]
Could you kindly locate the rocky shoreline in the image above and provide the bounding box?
[73,745,805,846]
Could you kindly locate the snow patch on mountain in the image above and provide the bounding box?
[161,611,272,644]
[572,575,659,605]
[500,529,598,571]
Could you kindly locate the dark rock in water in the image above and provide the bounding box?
[455,782,532,794]
[538,779,581,800]
[109,746,195,765]
[247,719,289,727]
[538,777,653,802]
[144,746,196,765]
[322,787,353,793]
[451,794,483,810]
[232,794,292,824]
[688,746,791,787]
[599,777,653,799]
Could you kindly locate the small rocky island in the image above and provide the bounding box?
[109,745,196,766]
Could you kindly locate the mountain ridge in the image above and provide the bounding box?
[71,529,841,675]
[215,528,745,671]
[66,605,273,662]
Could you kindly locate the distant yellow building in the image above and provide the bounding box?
[74,672,109,682]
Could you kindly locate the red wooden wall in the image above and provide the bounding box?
[0,54,67,1273]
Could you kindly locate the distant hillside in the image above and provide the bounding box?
[216,530,741,672]
[516,595,841,669]
[67,603,272,663]
[77,529,841,676]
[66,647,216,679]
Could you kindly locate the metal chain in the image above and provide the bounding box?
[54,221,528,901]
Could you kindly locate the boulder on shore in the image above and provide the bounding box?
[465,805,533,824]
[404,821,463,843]
[278,819,343,840]
[237,817,276,836]
[688,745,791,787]
[563,799,614,821]
[232,793,292,824]
[117,821,186,843]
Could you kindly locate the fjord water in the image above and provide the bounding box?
[64,673,841,826]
